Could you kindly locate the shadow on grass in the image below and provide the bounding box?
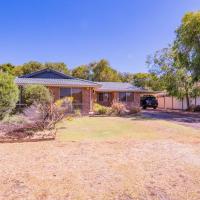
[90,113,157,121]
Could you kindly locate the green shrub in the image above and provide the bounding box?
[24,85,52,106]
[93,103,111,115]
[0,73,19,120]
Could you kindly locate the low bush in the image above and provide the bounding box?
[23,85,52,106]
[111,102,127,116]
[0,73,19,120]
[23,97,73,130]
[187,104,196,112]
[128,106,141,114]
[74,109,82,117]
[0,97,73,141]
[93,103,111,115]
[194,105,200,112]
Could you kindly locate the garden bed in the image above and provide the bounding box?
[0,128,56,143]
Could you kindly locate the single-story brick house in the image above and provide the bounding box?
[15,69,148,114]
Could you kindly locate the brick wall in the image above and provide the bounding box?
[113,92,141,108]
[48,86,60,101]
[48,86,92,114]
[47,87,141,113]
[82,88,92,114]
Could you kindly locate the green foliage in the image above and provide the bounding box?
[44,62,70,74]
[119,72,163,91]
[92,59,121,82]
[0,63,15,75]
[147,11,200,109]
[0,73,19,120]
[11,61,70,76]
[93,103,111,115]
[16,61,43,76]
[72,65,91,79]
[119,72,134,82]
[147,47,200,109]
[23,85,52,106]
[175,11,200,80]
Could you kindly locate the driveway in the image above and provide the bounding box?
[142,109,200,129]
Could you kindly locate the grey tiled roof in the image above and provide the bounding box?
[96,82,146,92]
[15,78,100,87]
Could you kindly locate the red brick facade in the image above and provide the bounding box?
[47,86,92,114]
[47,87,141,114]
[96,92,141,109]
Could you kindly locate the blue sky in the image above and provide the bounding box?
[0,0,200,73]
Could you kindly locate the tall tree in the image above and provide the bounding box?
[72,65,90,80]
[92,59,121,82]
[119,72,134,83]
[44,62,69,74]
[0,73,19,119]
[12,61,70,76]
[175,11,200,80]
[0,63,15,75]
[15,61,43,76]
[147,47,200,109]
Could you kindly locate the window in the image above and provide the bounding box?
[126,92,133,102]
[60,88,83,109]
[119,92,134,102]
[72,88,82,104]
[98,93,104,102]
[119,92,126,102]
[60,88,71,99]
[98,93,110,102]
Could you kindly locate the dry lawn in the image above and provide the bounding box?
[0,116,200,200]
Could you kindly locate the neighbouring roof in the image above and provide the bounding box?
[95,82,148,92]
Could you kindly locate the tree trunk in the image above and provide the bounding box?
[186,93,190,110]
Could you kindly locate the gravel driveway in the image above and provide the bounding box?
[142,109,200,129]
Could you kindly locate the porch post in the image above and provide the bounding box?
[89,88,93,114]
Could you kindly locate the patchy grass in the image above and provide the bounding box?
[57,116,200,143]
[0,116,200,199]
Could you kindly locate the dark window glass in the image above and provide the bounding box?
[98,93,104,102]
[72,88,82,104]
[126,92,133,102]
[60,88,71,98]
[119,92,126,102]
[98,93,110,102]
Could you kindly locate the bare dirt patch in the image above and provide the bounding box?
[0,139,199,200]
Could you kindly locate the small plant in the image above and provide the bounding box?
[93,103,111,115]
[111,102,127,116]
[74,109,82,117]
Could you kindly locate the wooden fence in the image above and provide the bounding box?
[157,96,200,110]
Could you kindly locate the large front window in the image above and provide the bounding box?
[60,88,71,98]
[98,92,110,102]
[60,88,82,109]
[119,92,133,102]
